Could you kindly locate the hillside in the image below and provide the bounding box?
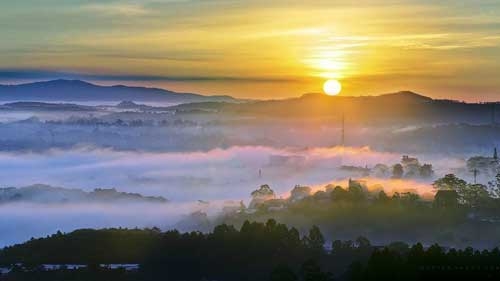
[168,91,499,124]
[0,184,168,204]
[0,80,238,103]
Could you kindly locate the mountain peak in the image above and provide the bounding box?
[385,90,428,98]
[33,79,96,87]
[116,101,142,108]
[0,79,239,103]
[298,91,432,102]
[299,92,328,99]
[378,91,433,102]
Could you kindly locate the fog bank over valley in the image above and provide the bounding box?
[0,144,475,247]
[0,87,498,249]
[0,146,464,201]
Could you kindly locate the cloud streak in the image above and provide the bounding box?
[82,3,150,16]
[0,69,303,84]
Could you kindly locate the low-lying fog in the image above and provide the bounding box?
[0,203,190,247]
[0,145,469,247]
[0,146,467,200]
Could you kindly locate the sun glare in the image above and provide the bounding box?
[323,79,342,96]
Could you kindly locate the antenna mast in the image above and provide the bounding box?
[341,113,345,147]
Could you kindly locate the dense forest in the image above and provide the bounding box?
[196,173,500,249]
[3,174,500,280]
[1,219,500,280]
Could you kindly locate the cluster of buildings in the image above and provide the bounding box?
[340,155,434,179]
[0,264,139,275]
[466,148,500,180]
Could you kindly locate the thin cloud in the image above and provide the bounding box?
[0,69,305,84]
[82,3,150,16]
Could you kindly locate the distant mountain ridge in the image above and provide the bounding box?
[168,90,436,113]
[0,101,95,111]
[0,79,238,103]
[0,184,168,204]
[168,90,499,124]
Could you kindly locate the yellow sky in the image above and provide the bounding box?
[1,1,500,100]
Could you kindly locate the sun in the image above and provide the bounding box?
[323,79,342,96]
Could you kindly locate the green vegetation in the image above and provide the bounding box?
[3,174,500,280]
[2,220,500,280]
[213,173,500,248]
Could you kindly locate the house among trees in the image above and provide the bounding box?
[249,184,276,209]
[466,147,500,177]
[340,165,370,177]
[400,155,434,178]
[289,185,312,202]
[401,155,419,167]
[433,189,459,209]
[348,178,367,191]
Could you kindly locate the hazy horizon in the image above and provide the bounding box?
[2,78,500,103]
[2,1,500,101]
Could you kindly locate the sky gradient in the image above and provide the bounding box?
[1,0,500,100]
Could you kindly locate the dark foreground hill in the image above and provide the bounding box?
[1,220,500,281]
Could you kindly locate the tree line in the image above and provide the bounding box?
[2,219,500,281]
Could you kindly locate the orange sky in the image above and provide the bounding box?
[1,1,500,101]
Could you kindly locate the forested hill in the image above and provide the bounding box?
[169,92,500,125]
[2,221,500,281]
[0,185,168,204]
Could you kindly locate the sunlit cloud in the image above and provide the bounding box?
[1,0,500,99]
